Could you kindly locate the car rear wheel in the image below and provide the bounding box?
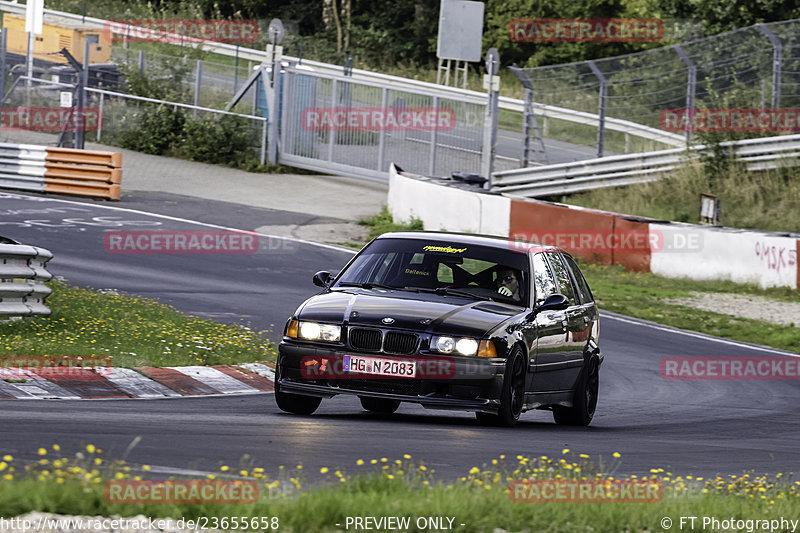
[359,396,400,414]
[553,355,599,426]
[476,346,526,427]
[275,388,322,415]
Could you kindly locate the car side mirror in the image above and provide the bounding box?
[312,271,332,287]
[535,293,569,313]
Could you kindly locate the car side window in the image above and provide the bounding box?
[547,253,576,305]
[531,253,557,304]
[562,254,594,304]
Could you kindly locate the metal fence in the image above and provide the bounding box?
[278,65,515,180]
[492,133,800,197]
[0,75,269,164]
[111,47,258,111]
[513,18,800,154]
[0,238,53,318]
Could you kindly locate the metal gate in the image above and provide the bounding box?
[277,65,495,181]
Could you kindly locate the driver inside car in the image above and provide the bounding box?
[495,268,521,300]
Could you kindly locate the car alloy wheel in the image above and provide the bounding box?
[553,355,599,426]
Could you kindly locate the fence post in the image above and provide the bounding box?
[328,79,338,162]
[673,45,696,144]
[77,39,90,150]
[137,49,145,75]
[757,23,782,109]
[377,86,388,172]
[261,118,267,165]
[194,59,203,118]
[96,91,104,142]
[481,48,500,185]
[429,95,439,176]
[587,60,606,158]
[0,30,6,132]
[234,44,239,94]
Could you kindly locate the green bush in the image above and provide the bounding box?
[119,104,186,155]
[180,116,256,165]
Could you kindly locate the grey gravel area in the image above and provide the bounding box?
[256,222,369,245]
[0,513,225,533]
[663,292,800,327]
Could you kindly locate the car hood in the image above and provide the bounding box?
[296,289,521,337]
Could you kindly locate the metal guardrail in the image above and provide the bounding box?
[492,133,800,197]
[0,141,122,200]
[0,1,684,149]
[0,238,53,317]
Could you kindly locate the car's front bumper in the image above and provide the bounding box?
[277,341,507,414]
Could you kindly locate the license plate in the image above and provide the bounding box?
[343,355,416,378]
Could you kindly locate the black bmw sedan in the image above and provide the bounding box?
[275,231,602,427]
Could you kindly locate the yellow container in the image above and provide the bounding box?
[2,13,111,64]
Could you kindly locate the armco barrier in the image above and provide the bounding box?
[0,238,54,317]
[0,143,122,200]
[388,164,799,289]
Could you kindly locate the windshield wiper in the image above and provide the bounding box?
[337,282,402,290]
[409,287,496,302]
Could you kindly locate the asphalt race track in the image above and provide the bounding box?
[1,191,798,481]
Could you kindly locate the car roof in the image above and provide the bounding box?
[376,231,563,254]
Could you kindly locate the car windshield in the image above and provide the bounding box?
[335,237,530,305]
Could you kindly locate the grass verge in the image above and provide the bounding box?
[1,447,797,532]
[580,261,800,352]
[358,207,423,242]
[0,282,276,368]
[566,160,800,232]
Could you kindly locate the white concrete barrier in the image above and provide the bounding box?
[650,224,798,289]
[388,164,799,290]
[388,164,510,237]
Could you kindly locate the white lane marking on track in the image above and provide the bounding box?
[238,362,276,382]
[168,365,258,394]
[600,311,800,357]
[2,193,357,254]
[104,368,181,398]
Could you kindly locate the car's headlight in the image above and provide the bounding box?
[431,336,478,356]
[287,320,341,342]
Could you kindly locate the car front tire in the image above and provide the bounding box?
[275,387,322,415]
[359,396,400,414]
[553,355,599,426]
[476,346,526,427]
